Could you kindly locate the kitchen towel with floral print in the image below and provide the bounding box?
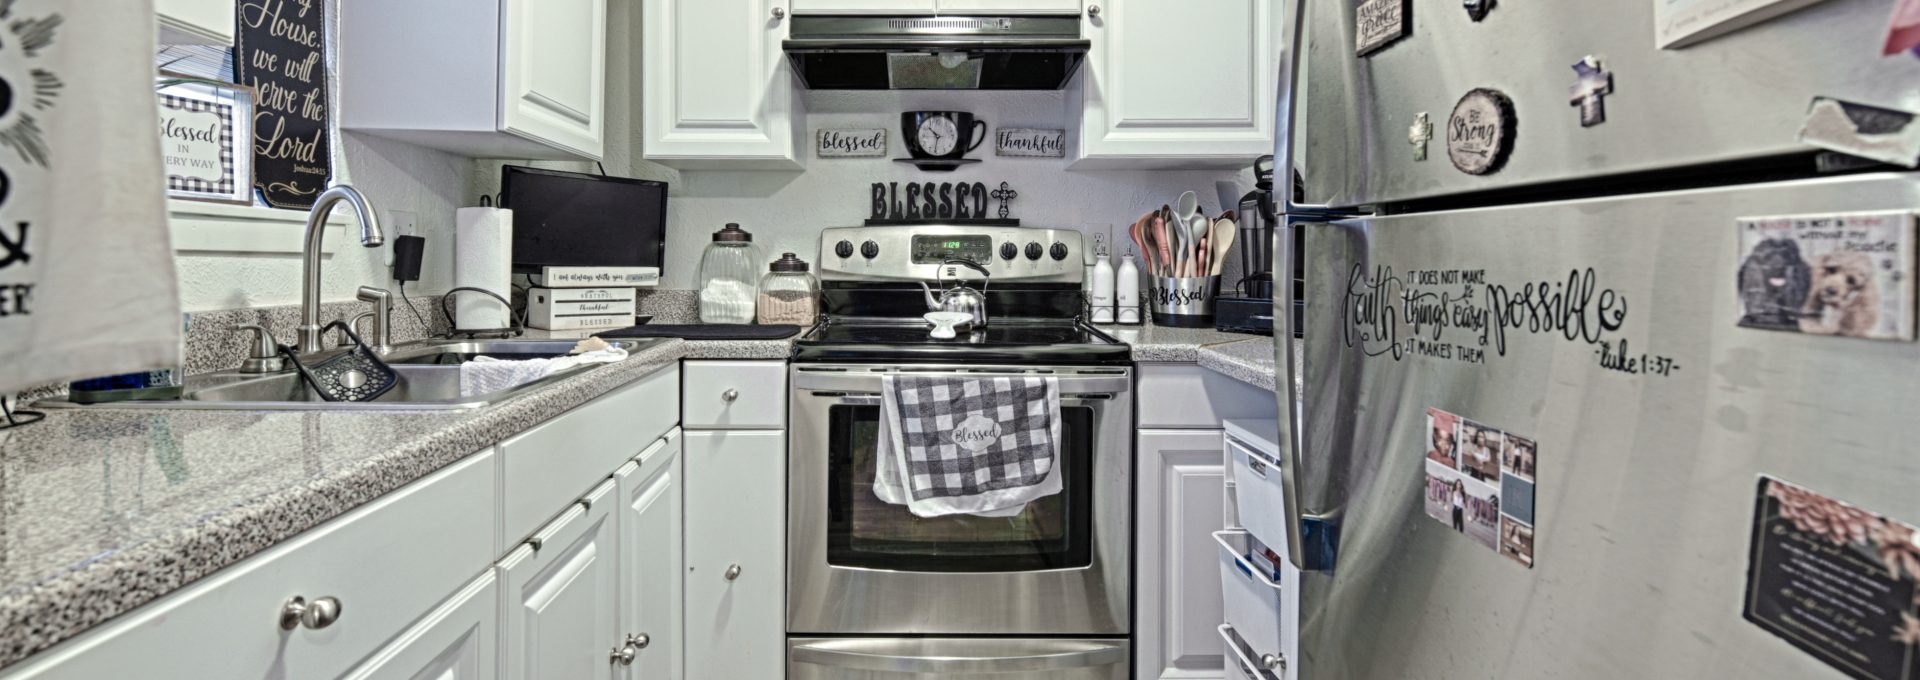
[874,375,1062,518]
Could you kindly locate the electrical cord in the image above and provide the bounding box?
[439,287,525,338]
[397,281,433,334]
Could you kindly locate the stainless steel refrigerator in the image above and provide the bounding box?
[1264,0,1920,677]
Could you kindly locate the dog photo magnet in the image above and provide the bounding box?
[1735,211,1917,341]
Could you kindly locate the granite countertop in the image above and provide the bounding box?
[0,338,692,669]
[1103,322,1290,394]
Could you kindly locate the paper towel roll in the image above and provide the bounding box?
[455,207,513,331]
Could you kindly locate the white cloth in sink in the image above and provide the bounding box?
[458,346,627,397]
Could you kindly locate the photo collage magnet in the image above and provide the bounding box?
[1736,211,1917,342]
[1422,407,1536,568]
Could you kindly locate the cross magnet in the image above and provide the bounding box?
[1409,112,1433,162]
[1569,56,1613,128]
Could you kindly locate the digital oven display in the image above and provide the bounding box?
[910,235,993,264]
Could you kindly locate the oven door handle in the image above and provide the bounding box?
[789,639,1128,673]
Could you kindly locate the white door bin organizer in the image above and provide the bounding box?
[1224,420,1288,549]
[1216,528,1294,679]
[1220,624,1266,680]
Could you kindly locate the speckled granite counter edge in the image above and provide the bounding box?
[0,339,691,669]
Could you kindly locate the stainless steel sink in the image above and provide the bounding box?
[38,337,659,411]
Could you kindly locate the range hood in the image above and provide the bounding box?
[783,15,1088,90]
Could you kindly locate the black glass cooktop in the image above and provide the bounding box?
[792,319,1128,365]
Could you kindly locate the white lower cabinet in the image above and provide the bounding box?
[617,431,685,680]
[498,479,620,680]
[341,573,499,680]
[1136,429,1229,680]
[0,451,495,680]
[683,429,786,680]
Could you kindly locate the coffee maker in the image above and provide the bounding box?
[1215,155,1277,334]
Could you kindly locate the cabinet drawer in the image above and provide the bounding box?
[1135,364,1277,428]
[3,450,495,680]
[500,364,680,545]
[682,360,786,429]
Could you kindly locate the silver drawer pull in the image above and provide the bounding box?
[725,564,743,581]
[1262,653,1287,672]
[280,595,342,630]
[609,633,651,665]
[722,388,739,403]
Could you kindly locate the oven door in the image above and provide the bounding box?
[787,364,1132,636]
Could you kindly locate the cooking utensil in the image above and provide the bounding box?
[1176,191,1202,241]
[1132,214,1152,276]
[1152,211,1172,277]
[1209,217,1236,276]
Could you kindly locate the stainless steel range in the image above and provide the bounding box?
[787,224,1132,679]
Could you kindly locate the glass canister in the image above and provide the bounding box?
[697,223,761,324]
[757,253,820,325]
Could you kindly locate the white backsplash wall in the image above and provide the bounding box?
[475,89,1258,291]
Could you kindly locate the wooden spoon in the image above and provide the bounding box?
[1152,211,1172,277]
[1209,217,1237,276]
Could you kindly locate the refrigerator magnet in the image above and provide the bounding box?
[1734,211,1917,341]
[1355,0,1411,56]
[1463,0,1494,21]
[1420,408,1537,568]
[1568,56,1614,128]
[1409,112,1433,162]
[1744,477,1920,680]
[1797,97,1920,169]
[1446,89,1517,175]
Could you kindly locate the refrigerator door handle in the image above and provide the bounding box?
[1274,227,1337,571]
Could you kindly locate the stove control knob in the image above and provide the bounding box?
[834,240,854,258]
[1000,242,1018,260]
[1049,242,1069,261]
[1025,242,1043,260]
[860,240,880,259]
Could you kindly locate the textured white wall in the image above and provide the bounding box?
[173,133,475,312]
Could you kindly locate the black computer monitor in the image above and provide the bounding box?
[500,165,667,272]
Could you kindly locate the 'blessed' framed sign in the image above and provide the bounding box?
[156,77,255,204]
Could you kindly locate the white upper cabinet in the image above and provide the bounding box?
[791,0,1079,13]
[156,0,233,46]
[341,0,608,160]
[642,0,804,169]
[1071,0,1280,168]
[500,0,608,157]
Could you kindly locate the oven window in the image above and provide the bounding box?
[827,404,1095,572]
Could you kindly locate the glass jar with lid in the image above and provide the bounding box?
[697,223,761,324]
[757,253,820,325]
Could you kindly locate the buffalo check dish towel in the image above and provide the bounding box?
[875,375,1064,518]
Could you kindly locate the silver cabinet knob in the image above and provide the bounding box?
[609,632,651,665]
[280,595,342,630]
[610,641,637,666]
[722,388,739,403]
[1262,653,1286,672]
[1086,4,1100,17]
[725,564,743,581]
[771,6,786,19]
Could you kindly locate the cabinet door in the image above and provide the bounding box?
[617,432,683,680]
[1073,0,1278,167]
[683,430,786,680]
[1136,430,1228,680]
[499,480,620,680]
[341,573,498,680]
[156,0,234,45]
[501,0,608,159]
[791,0,934,13]
[642,0,803,168]
[937,0,1081,13]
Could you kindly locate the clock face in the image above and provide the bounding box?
[916,117,960,156]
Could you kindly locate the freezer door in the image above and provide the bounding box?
[1295,173,1920,678]
[1298,0,1920,207]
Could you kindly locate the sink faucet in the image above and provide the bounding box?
[297,185,385,354]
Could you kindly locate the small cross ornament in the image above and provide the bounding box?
[1569,56,1613,128]
[990,182,1018,219]
[1409,112,1433,161]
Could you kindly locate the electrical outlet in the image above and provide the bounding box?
[386,209,417,237]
